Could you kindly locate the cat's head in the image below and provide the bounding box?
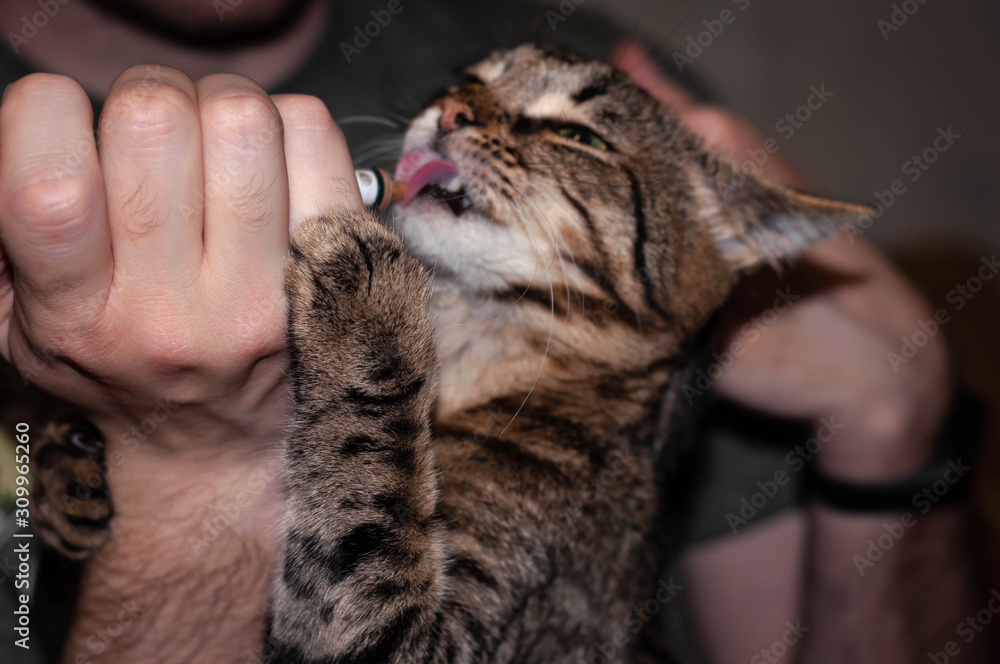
[393,44,866,338]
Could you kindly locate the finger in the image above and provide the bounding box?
[0,74,112,320]
[197,74,289,282]
[0,243,12,359]
[99,65,203,289]
[272,95,361,231]
[683,106,811,189]
[610,39,696,112]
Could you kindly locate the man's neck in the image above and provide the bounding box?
[0,0,328,98]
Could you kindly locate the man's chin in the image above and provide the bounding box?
[84,0,315,46]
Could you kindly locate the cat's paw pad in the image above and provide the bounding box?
[31,417,112,560]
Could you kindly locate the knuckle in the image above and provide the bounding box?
[276,94,336,133]
[202,92,282,147]
[2,173,97,242]
[102,82,196,143]
[231,332,284,369]
[232,297,286,347]
[4,73,80,101]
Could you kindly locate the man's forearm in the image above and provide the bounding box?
[64,531,275,663]
[800,503,985,663]
[61,448,281,664]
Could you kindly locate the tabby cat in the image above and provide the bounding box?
[33,44,867,662]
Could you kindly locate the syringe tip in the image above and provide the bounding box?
[356,167,405,212]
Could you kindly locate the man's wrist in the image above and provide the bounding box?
[102,440,282,559]
[67,530,277,663]
[63,448,282,662]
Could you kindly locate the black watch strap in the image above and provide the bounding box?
[804,389,988,513]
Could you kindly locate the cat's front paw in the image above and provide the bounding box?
[284,210,435,405]
[31,416,112,559]
[286,210,398,302]
[286,210,430,331]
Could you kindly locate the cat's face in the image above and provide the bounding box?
[394,44,864,336]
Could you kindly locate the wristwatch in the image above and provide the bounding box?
[804,389,988,513]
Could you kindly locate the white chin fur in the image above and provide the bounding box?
[394,200,540,292]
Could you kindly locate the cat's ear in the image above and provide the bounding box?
[694,155,871,273]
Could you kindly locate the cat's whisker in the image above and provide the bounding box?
[352,136,406,165]
[353,148,403,165]
[535,187,588,315]
[495,181,567,437]
[508,181,578,326]
[472,186,548,321]
[511,193,550,309]
[386,112,416,127]
[358,133,404,150]
[335,114,407,129]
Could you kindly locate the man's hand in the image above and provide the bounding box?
[0,66,360,660]
[0,65,359,447]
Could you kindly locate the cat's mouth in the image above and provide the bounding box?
[395,148,474,217]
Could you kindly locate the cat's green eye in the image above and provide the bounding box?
[555,124,609,151]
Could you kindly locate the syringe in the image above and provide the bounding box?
[355,168,406,212]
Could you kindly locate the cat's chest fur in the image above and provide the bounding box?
[428,273,682,429]
[430,280,543,422]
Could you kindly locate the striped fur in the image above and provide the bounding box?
[268,45,866,663]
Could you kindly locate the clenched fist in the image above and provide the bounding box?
[0,66,360,456]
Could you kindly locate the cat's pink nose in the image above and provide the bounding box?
[439,97,477,133]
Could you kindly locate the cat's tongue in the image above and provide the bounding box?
[395,148,460,205]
